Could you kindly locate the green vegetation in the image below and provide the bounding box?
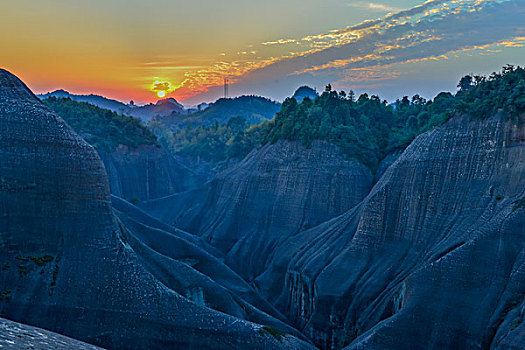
[455,65,525,118]
[30,255,55,266]
[258,326,287,342]
[85,66,525,170]
[510,316,522,331]
[257,65,524,170]
[260,87,454,170]
[16,255,54,266]
[42,97,158,151]
[125,197,140,205]
[156,95,280,129]
[0,290,11,302]
[512,198,525,211]
[51,264,59,287]
[15,254,55,275]
[150,115,264,162]
[148,96,280,162]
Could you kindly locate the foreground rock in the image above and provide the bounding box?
[0,68,313,349]
[141,140,373,280]
[257,112,525,349]
[0,317,103,350]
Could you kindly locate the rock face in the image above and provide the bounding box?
[0,68,314,349]
[141,140,373,280]
[99,144,199,202]
[0,317,103,350]
[256,113,525,349]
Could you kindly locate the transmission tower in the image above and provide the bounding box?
[224,78,229,98]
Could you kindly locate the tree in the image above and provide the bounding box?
[457,75,474,92]
[348,90,355,102]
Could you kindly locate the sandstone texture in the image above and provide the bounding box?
[99,144,199,202]
[0,68,313,349]
[0,317,103,349]
[256,112,525,349]
[141,140,373,280]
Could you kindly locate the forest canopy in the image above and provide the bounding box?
[42,97,158,151]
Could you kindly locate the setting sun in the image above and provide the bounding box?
[157,91,166,98]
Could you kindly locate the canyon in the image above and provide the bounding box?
[1,68,523,350]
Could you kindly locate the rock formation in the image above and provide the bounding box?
[256,112,525,349]
[0,68,313,349]
[0,317,103,350]
[99,144,199,202]
[3,66,523,350]
[141,140,373,280]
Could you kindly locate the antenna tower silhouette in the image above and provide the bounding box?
[224,78,229,98]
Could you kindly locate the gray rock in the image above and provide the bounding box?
[0,68,314,349]
[258,112,525,349]
[141,140,373,280]
[99,144,200,202]
[0,317,103,349]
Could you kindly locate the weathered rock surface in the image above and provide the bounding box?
[99,144,200,202]
[0,317,103,349]
[141,140,373,280]
[0,68,314,349]
[111,195,311,343]
[256,113,525,349]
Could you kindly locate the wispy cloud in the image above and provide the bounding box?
[346,1,402,12]
[174,0,525,102]
[262,39,298,46]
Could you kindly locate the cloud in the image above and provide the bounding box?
[346,1,401,12]
[262,39,298,46]
[152,80,172,92]
[177,0,525,103]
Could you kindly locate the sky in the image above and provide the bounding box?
[1,0,524,105]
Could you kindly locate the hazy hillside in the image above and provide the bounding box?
[39,90,184,122]
[39,89,131,114]
[42,97,200,201]
[42,97,158,151]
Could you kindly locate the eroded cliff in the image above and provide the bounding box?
[0,68,313,349]
[100,144,199,202]
[141,140,374,280]
[257,112,524,349]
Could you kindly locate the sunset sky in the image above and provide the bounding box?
[1,0,524,105]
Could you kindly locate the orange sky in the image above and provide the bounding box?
[1,0,523,105]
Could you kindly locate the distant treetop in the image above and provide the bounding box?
[292,86,318,102]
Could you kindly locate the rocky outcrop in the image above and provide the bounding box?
[0,317,103,349]
[0,68,313,349]
[111,195,310,342]
[99,144,199,202]
[257,112,525,349]
[141,140,373,280]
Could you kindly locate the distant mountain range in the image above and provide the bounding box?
[38,90,184,122]
[153,95,282,128]
[38,87,319,127]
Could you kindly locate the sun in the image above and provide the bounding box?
[157,91,166,98]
